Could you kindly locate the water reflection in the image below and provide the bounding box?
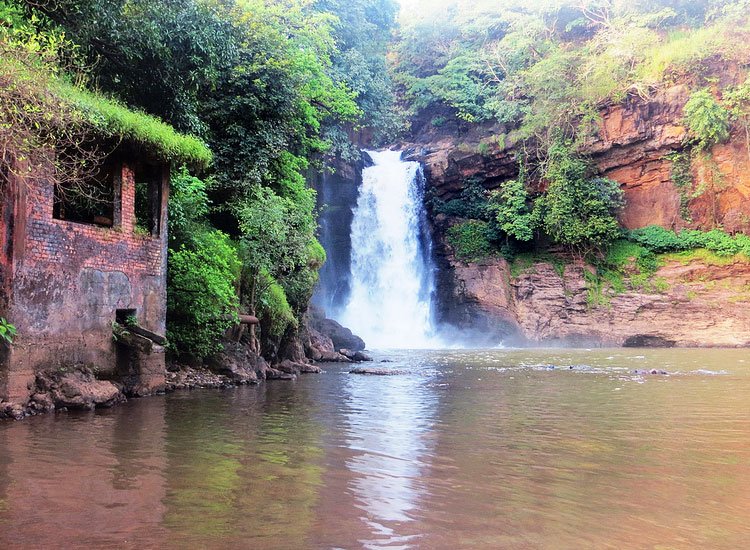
[0,349,748,549]
[162,384,327,548]
[0,399,169,547]
[340,370,438,548]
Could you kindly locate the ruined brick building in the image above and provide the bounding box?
[0,146,172,404]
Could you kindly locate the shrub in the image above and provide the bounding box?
[167,229,240,358]
[446,220,496,261]
[627,225,750,257]
[627,225,683,253]
[535,141,624,252]
[489,177,535,242]
[683,89,731,150]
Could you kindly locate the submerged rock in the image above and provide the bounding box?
[340,349,374,362]
[350,367,407,376]
[633,369,669,375]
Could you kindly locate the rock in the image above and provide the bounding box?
[299,364,322,374]
[29,393,55,413]
[304,324,336,361]
[274,359,319,375]
[35,366,125,410]
[165,366,234,390]
[265,368,297,381]
[623,335,676,348]
[361,150,375,167]
[0,402,26,420]
[317,350,352,363]
[350,367,406,376]
[339,349,373,362]
[278,332,308,363]
[206,342,262,385]
[309,310,366,351]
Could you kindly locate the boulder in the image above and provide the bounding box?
[340,349,373,362]
[305,326,335,361]
[35,367,125,410]
[265,368,297,381]
[350,367,406,376]
[311,316,366,351]
[317,350,352,363]
[275,359,323,375]
[206,342,263,384]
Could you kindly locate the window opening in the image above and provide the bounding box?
[134,164,162,237]
[53,163,116,227]
[115,309,137,326]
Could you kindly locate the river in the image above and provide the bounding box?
[1,348,749,549]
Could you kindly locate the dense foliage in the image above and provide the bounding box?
[399,0,750,262]
[534,141,624,253]
[393,0,750,144]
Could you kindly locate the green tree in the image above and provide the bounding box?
[725,78,750,163]
[535,141,624,253]
[684,89,731,150]
[489,176,535,242]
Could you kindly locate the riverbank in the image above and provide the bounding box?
[0,362,320,420]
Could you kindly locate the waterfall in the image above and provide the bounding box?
[338,150,440,349]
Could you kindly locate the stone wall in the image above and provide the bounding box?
[0,156,169,402]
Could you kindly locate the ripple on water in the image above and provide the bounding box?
[0,348,749,549]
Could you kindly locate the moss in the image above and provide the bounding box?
[1,54,211,168]
[510,251,567,279]
[54,80,212,169]
[661,248,750,266]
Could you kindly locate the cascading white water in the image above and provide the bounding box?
[339,150,441,349]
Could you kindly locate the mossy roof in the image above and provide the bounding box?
[1,52,212,169]
[54,80,212,170]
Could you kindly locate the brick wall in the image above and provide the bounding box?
[1,156,169,402]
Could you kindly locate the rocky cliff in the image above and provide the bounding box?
[441,252,750,347]
[407,78,750,347]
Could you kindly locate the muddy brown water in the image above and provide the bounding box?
[1,348,749,549]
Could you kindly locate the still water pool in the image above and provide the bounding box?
[1,348,749,549]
